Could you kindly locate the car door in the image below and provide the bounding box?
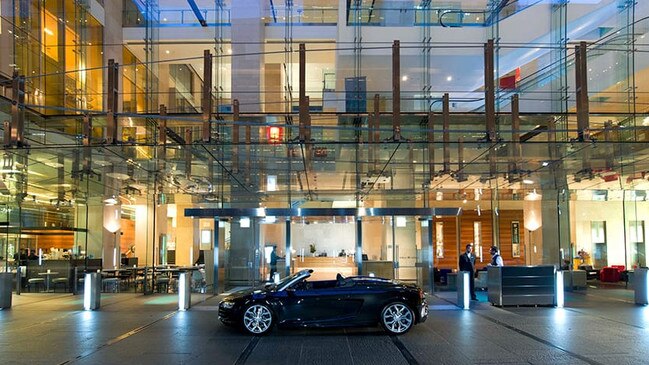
[280,283,362,325]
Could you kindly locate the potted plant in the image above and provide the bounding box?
[309,243,316,256]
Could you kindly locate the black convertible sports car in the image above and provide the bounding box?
[218,269,428,335]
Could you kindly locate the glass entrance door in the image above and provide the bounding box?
[291,216,356,281]
[393,216,418,283]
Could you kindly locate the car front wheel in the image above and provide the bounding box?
[242,304,274,335]
[380,302,414,335]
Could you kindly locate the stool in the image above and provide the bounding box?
[155,276,170,293]
[27,278,45,292]
[102,277,120,293]
[133,276,146,293]
[52,277,69,292]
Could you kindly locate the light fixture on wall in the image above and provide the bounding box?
[240,217,250,228]
[103,195,118,205]
[104,204,121,268]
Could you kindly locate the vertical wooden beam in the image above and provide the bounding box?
[427,111,434,181]
[185,128,192,178]
[233,99,240,172]
[202,50,213,142]
[457,137,464,181]
[509,94,521,174]
[159,105,167,162]
[392,40,401,138]
[82,114,92,176]
[299,43,307,142]
[442,93,450,173]
[547,117,556,160]
[604,120,613,170]
[11,70,25,146]
[484,39,496,142]
[575,42,589,142]
[57,154,65,202]
[106,59,119,144]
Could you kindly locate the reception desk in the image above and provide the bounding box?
[293,257,356,281]
[488,266,556,306]
[361,261,393,279]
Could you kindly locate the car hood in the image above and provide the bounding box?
[224,285,272,301]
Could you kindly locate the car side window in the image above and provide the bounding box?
[291,279,312,290]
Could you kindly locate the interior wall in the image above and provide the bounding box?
[291,222,355,257]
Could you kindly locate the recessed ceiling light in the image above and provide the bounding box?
[446,76,453,81]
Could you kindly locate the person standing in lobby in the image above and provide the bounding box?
[459,243,477,300]
[488,245,504,267]
[269,246,278,282]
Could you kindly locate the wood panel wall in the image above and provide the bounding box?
[434,210,526,270]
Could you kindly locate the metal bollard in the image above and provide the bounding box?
[178,272,191,311]
[0,272,13,309]
[456,271,470,310]
[83,272,101,310]
[635,268,648,305]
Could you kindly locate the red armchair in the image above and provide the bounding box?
[611,265,626,273]
[599,267,621,282]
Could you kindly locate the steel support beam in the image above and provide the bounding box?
[484,40,496,142]
[187,0,208,26]
[202,50,213,142]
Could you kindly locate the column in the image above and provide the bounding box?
[231,0,264,112]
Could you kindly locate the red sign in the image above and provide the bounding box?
[267,126,283,143]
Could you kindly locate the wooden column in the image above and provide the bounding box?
[392,40,401,139]
[575,42,590,142]
[202,50,213,142]
[484,39,496,142]
[106,59,119,144]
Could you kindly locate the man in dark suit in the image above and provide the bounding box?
[459,243,477,300]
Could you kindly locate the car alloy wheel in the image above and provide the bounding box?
[242,304,273,335]
[381,302,414,335]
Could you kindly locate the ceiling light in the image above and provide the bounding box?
[165,50,170,54]
[402,75,408,81]
[103,196,118,205]
[446,76,453,81]
[523,179,534,185]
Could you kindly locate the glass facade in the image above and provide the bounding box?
[0,0,648,294]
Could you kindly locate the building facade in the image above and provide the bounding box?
[0,0,647,293]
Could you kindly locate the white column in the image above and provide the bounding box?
[231,0,264,112]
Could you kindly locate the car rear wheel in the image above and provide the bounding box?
[380,302,414,335]
[242,304,274,335]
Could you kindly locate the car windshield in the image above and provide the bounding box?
[272,269,311,291]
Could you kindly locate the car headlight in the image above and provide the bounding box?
[220,301,235,309]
